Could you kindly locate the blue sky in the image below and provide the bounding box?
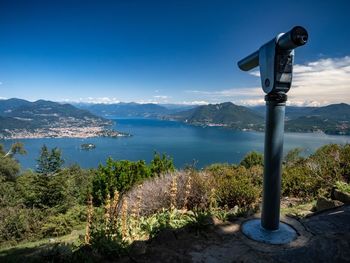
[0,0,349,106]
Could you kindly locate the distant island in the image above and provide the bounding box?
[0,99,130,139]
[81,143,96,150]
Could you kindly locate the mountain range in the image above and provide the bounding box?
[74,102,194,118]
[1,98,350,136]
[181,102,350,135]
[169,102,264,131]
[0,99,113,139]
[0,98,109,129]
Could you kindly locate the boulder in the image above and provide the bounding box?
[315,197,343,212]
[332,188,350,204]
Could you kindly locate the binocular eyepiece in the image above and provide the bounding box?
[238,26,308,71]
[278,26,308,50]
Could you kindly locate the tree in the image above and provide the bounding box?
[3,142,26,158]
[0,142,26,181]
[284,148,304,166]
[240,151,263,169]
[150,152,175,176]
[36,145,64,175]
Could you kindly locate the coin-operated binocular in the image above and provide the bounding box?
[238,26,308,97]
[237,26,308,244]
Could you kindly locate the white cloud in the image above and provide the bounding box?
[180,100,209,105]
[63,97,121,104]
[289,56,350,105]
[153,95,169,99]
[0,97,7,100]
[187,56,350,106]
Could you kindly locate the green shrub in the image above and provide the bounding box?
[282,166,320,198]
[150,152,175,176]
[92,153,174,205]
[284,148,304,166]
[0,206,44,245]
[307,144,343,184]
[240,151,263,169]
[41,205,87,238]
[213,166,260,208]
[41,214,74,237]
[335,181,350,193]
[340,144,350,182]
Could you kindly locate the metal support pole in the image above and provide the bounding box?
[261,94,286,230]
[238,26,307,244]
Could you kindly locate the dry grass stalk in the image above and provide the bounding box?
[131,185,142,220]
[85,194,93,244]
[182,174,192,210]
[111,190,120,231]
[209,188,217,210]
[121,198,128,240]
[104,193,111,232]
[169,174,178,210]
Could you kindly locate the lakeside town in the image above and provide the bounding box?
[0,126,130,139]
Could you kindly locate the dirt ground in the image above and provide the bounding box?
[128,205,350,263]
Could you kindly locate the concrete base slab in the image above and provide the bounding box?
[242,219,297,245]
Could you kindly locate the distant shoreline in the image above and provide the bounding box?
[0,126,131,140]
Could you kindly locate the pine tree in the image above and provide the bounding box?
[36,145,64,175]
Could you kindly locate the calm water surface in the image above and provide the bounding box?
[3,119,350,170]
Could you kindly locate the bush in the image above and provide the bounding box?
[92,153,175,205]
[0,206,44,245]
[41,214,74,237]
[340,144,350,182]
[41,205,86,238]
[214,166,260,208]
[282,165,320,198]
[335,181,350,193]
[240,151,263,169]
[307,144,343,185]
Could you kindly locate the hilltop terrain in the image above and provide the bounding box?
[173,102,350,135]
[75,102,193,118]
[0,99,125,139]
[169,102,264,131]
[77,100,350,135]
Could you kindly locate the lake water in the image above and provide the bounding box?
[2,118,350,170]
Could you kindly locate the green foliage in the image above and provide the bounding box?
[2,142,350,258]
[239,151,263,169]
[150,152,175,177]
[0,157,20,181]
[36,145,64,175]
[214,166,260,208]
[92,153,174,205]
[0,143,93,246]
[308,144,342,182]
[282,165,320,198]
[41,214,74,237]
[89,229,127,259]
[0,206,44,245]
[340,144,350,182]
[0,143,25,181]
[281,144,350,198]
[41,206,86,238]
[6,142,27,158]
[0,176,17,207]
[284,148,304,166]
[335,181,350,193]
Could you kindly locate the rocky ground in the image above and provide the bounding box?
[127,205,350,263]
